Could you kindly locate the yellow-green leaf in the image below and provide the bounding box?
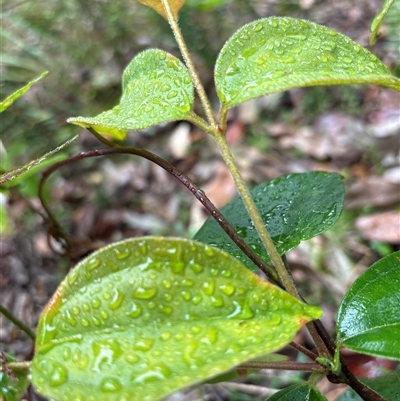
[370,0,395,45]
[215,17,400,108]
[137,0,186,19]
[0,71,48,113]
[32,237,321,401]
[68,50,194,141]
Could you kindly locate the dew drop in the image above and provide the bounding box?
[125,353,139,364]
[114,248,131,260]
[181,290,192,301]
[103,292,111,300]
[100,310,109,320]
[82,303,90,312]
[109,290,125,311]
[62,346,71,361]
[167,90,178,99]
[133,338,154,351]
[162,279,172,289]
[201,327,219,345]
[189,262,203,274]
[49,363,68,387]
[93,316,102,326]
[147,301,156,309]
[254,22,263,32]
[91,297,101,309]
[219,283,235,296]
[160,83,172,92]
[133,286,158,299]
[211,295,224,307]
[180,278,194,287]
[81,318,90,327]
[192,294,202,305]
[72,306,80,315]
[202,279,215,296]
[86,258,101,272]
[67,269,79,286]
[127,302,143,318]
[100,377,122,393]
[160,331,172,341]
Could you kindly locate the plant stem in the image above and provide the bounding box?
[39,146,280,285]
[289,341,318,361]
[0,304,36,340]
[239,361,325,373]
[160,0,217,128]
[211,132,299,297]
[7,361,32,371]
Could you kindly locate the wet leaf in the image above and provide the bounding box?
[266,383,328,401]
[68,49,194,140]
[194,171,344,271]
[370,0,395,45]
[0,71,48,113]
[137,0,186,19]
[336,371,400,401]
[31,237,321,401]
[336,251,400,360]
[215,17,400,107]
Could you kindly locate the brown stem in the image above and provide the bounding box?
[288,341,318,361]
[39,147,281,285]
[239,361,325,373]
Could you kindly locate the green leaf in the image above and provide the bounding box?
[31,237,321,401]
[266,383,328,401]
[0,355,30,401]
[215,17,400,107]
[336,251,400,360]
[194,171,344,271]
[335,371,400,401]
[0,135,77,187]
[68,49,194,140]
[0,71,48,113]
[370,0,395,45]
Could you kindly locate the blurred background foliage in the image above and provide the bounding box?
[2,0,398,168]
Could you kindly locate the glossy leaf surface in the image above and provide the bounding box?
[194,172,344,271]
[68,50,194,140]
[337,251,400,360]
[215,17,400,107]
[370,0,395,45]
[267,383,328,401]
[336,371,400,401]
[0,71,48,113]
[31,237,321,401]
[137,0,186,19]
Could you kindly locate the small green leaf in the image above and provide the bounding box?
[0,355,30,401]
[370,0,395,45]
[68,49,194,140]
[266,383,328,401]
[0,71,48,113]
[0,135,77,186]
[335,371,400,401]
[194,172,344,271]
[215,17,400,107]
[31,237,321,401]
[336,251,400,360]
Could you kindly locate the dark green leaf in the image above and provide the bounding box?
[335,371,400,401]
[0,71,48,113]
[0,355,30,401]
[370,0,395,45]
[68,49,194,140]
[194,171,344,271]
[336,251,400,360]
[267,383,328,401]
[31,237,321,401]
[215,17,400,107]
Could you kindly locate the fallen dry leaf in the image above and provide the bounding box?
[137,0,185,19]
[356,211,400,244]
